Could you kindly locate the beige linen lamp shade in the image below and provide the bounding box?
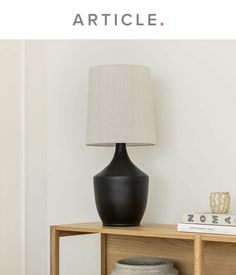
[86,64,156,146]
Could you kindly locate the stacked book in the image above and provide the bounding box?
[178,212,236,235]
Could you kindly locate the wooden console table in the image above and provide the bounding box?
[50,222,236,275]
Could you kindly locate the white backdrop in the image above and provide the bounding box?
[1,40,236,275]
[0,41,23,275]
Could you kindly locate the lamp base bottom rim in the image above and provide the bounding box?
[103,223,140,227]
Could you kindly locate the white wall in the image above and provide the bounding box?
[0,41,23,275]
[0,41,47,275]
[25,41,47,275]
[2,40,236,275]
[0,41,24,275]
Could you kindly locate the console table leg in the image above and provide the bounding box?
[101,234,107,275]
[194,235,204,275]
[51,226,60,275]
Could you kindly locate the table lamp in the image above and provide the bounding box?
[86,64,156,226]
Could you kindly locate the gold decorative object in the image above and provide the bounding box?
[210,192,230,214]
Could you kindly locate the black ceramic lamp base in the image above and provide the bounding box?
[94,143,148,227]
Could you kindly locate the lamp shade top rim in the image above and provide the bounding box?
[86,142,155,147]
[89,64,150,71]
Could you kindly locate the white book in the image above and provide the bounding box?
[182,212,236,226]
[178,223,236,235]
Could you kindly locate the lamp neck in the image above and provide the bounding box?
[113,143,130,161]
[96,142,147,176]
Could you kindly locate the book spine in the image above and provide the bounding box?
[178,223,236,235]
[182,213,236,226]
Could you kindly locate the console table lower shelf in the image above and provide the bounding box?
[50,222,236,275]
